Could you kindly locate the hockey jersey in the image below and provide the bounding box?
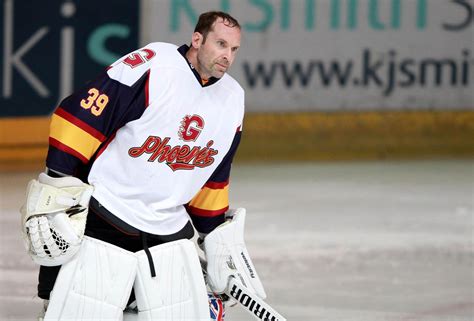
[46,43,244,235]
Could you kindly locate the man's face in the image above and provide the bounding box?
[194,19,241,79]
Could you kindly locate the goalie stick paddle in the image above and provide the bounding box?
[226,276,287,321]
[200,258,287,321]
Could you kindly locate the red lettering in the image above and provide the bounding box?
[165,146,181,163]
[148,137,170,162]
[128,136,159,157]
[179,115,204,141]
[123,53,144,68]
[123,49,156,68]
[128,137,218,171]
[176,145,191,162]
[168,163,194,171]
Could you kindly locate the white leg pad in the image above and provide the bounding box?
[134,239,209,321]
[44,236,137,321]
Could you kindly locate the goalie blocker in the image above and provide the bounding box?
[203,208,266,299]
[202,208,286,321]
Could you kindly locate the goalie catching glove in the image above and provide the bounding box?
[203,208,267,300]
[20,173,93,266]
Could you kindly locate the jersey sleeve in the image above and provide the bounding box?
[186,128,242,234]
[46,61,152,176]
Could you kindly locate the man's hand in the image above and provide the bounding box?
[203,208,267,299]
[20,173,93,266]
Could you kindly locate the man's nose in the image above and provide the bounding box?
[223,48,232,61]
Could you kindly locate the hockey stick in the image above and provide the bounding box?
[200,258,287,321]
[226,276,287,321]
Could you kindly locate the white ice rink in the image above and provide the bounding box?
[1,160,473,321]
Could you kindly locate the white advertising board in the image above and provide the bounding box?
[140,0,474,111]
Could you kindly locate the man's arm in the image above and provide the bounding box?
[185,127,270,306]
[22,51,153,266]
[46,69,150,177]
[186,128,242,235]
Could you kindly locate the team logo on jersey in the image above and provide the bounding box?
[123,48,156,68]
[128,136,218,171]
[178,114,204,141]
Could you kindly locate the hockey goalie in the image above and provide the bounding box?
[20,11,285,321]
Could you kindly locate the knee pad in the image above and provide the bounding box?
[44,236,137,321]
[134,239,209,321]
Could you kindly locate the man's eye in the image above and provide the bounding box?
[217,41,225,47]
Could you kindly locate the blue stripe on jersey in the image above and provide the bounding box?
[208,131,241,183]
[188,212,226,234]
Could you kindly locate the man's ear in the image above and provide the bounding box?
[191,32,203,49]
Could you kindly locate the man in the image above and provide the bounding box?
[21,11,266,321]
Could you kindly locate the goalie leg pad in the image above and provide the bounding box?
[134,239,209,321]
[44,236,137,321]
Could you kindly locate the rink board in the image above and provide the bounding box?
[0,110,473,170]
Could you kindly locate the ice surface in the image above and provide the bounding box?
[1,160,472,321]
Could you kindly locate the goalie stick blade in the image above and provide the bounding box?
[226,277,287,321]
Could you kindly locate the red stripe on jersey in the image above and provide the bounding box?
[204,180,229,189]
[49,137,89,164]
[55,108,106,141]
[95,132,116,160]
[145,69,150,108]
[188,205,229,218]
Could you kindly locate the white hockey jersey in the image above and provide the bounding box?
[47,42,244,235]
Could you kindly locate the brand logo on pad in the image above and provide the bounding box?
[241,252,255,278]
[128,136,218,171]
[229,285,280,321]
[178,114,204,142]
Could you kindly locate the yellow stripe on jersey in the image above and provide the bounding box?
[188,185,229,211]
[50,114,103,161]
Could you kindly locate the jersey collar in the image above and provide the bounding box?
[178,44,221,87]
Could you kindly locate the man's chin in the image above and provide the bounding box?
[212,71,226,79]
